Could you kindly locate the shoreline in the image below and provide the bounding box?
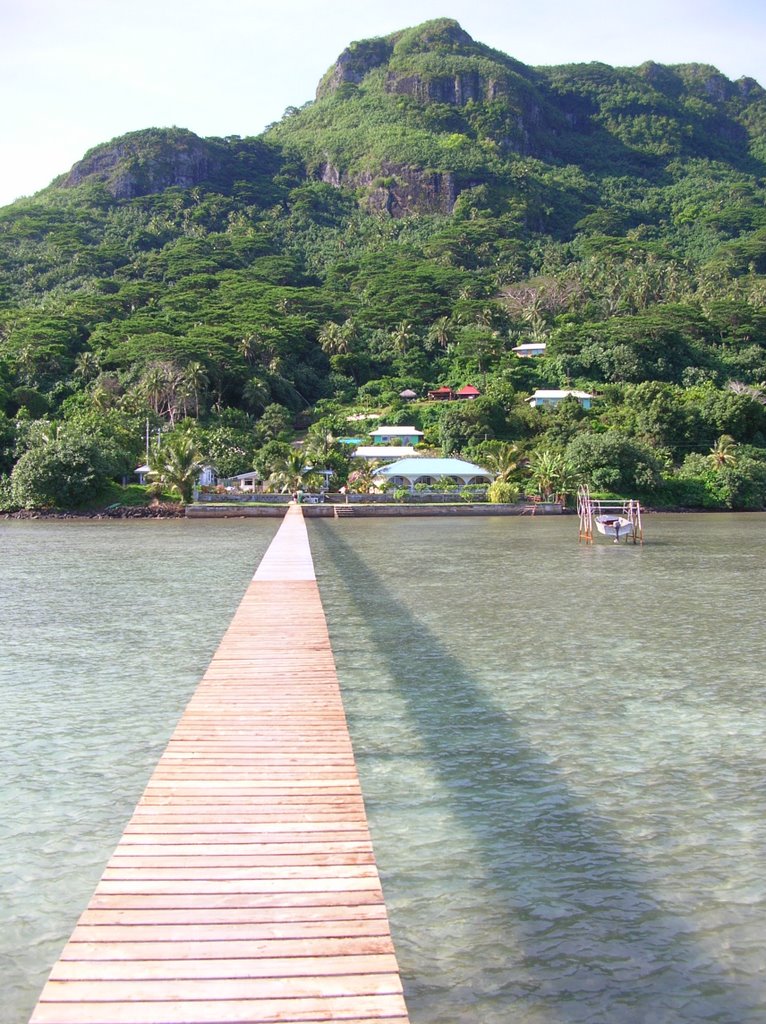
[3,502,185,520]
[5,502,763,520]
[186,501,565,518]
[5,503,553,520]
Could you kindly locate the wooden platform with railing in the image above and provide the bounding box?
[30,505,410,1024]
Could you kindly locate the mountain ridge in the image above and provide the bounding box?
[42,18,766,213]
[1,18,766,512]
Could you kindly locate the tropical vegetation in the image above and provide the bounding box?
[2,18,766,510]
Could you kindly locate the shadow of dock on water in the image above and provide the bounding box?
[310,520,761,1024]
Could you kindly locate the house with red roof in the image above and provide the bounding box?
[427,384,482,401]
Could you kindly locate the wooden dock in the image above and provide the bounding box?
[30,506,410,1024]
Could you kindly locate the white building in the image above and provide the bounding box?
[226,470,261,492]
[374,457,493,491]
[527,389,593,410]
[369,425,425,445]
[512,342,547,357]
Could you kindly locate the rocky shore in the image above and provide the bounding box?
[4,502,185,520]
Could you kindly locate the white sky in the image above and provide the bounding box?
[1,0,765,207]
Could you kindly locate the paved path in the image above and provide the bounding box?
[30,506,410,1024]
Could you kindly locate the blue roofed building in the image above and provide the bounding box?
[373,457,493,491]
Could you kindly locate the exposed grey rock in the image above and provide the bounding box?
[59,128,224,199]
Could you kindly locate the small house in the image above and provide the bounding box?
[455,384,481,400]
[227,470,261,492]
[512,342,547,358]
[399,389,418,401]
[369,425,425,446]
[427,386,454,401]
[198,465,217,487]
[527,389,593,410]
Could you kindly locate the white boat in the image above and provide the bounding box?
[595,515,632,542]
[577,486,644,545]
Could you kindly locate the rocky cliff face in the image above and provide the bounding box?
[309,19,547,214]
[52,18,766,220]
[321,161,459,216]
[58,128,226,199]
[385,68,498,105]
[317,38,393,98]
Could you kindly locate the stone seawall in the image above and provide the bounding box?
[186,503,565,519]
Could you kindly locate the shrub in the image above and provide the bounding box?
[0,474,17,512]
[565,431,662,494]
[11,432,120,509]
[651,475,723,510]
[487,480,520,503]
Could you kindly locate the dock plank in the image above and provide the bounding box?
[30,507,410,1024]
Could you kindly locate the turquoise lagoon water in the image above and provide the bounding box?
[2,514,766,1023]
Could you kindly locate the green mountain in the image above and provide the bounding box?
[2,18,766,510]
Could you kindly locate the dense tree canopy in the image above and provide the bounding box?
[1,18,766,509]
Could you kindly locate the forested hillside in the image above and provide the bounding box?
[2,18,766,509]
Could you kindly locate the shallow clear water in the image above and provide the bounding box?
[0,518,278,1024]
[2,514,765,1024]
[309,514,766,1024]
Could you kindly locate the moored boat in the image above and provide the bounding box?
[595,514,632,542]
[578,485,644,545]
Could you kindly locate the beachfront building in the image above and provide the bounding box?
[512,342,547,358]
[527,389,594,410]
[369,425,425,445]
[226,470,261,492]
[374,457,494,492]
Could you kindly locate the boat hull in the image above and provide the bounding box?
[595,515,632,538]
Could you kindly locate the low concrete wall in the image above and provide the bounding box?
[187,505,287,518]
[327,503,561,517]
[187,503,564,519]
[195,493,292,504]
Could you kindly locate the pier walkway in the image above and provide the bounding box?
[30,506,410,1024]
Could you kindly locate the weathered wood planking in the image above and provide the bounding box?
[30,506,410,1024]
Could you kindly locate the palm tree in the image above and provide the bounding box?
[141,365,167,419]
[426,316,454,351]
[179,361,209,419]
[483,443,522,484]
[267,450,310,493]
[141,362,185,425]
[708,434,739,469]
[317,322,348,357]
[242,376,270,415]
[304,426,335,462]
[238,334,263,366]
[528,448,576,503]
[318,319,357,357]
[390,321,414,356]
[148,431,203,504]
[74,350,101,381]
[347,461,381,494]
